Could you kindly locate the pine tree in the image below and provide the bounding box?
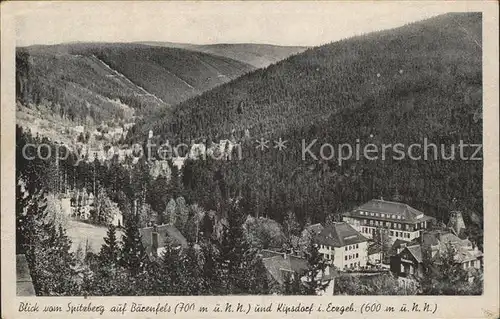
[17,180,78,295]
[49,225,79,295]
[218,202,247,294]
[120,212,149,294]
[200,240,221,294]
[243,253,272,295]
[90,224,122,295]
[180,244,203,295]
[283,211,300,249]
[155,238,183,294]
[302,239,330,295]
[100,224,120,266]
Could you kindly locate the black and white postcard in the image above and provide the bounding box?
[1,1,498,318]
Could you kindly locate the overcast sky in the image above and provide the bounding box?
[15,2,453,47]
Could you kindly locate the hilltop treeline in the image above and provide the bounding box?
[15,43,255,126]
[131,13,482,143]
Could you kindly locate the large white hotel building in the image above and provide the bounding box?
[342,199,435,242]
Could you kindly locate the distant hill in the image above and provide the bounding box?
[132,13,483,243]
[16,43,255,127]
[133,13,482,143]
[139,42,308,68]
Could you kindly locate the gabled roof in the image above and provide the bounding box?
[389,238,410,256]
[261,250,338,285]
[404,230,483,264]
[425,230,483,263]
[140,224,188,255]
[261,252,308,284]
[344,199,433,224]
[405,245,423,263]
[306,223,324,235]
[316,222,367,247]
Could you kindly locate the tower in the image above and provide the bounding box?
[448,210,466,238]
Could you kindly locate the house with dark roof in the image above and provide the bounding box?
[260,250,338,295]
[16,254,35,296]
[343,199,434,242]
[315,222,369,270]
[390,244,424,278]
[390,230,483,279]
[421,230,483,270]
[389,238,411,256]
[139,224,188,257]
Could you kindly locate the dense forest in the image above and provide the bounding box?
[15,43,255,125]
[16,125,483,296]
[130,13,483,247]
[131,13,482,142]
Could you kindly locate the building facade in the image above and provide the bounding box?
[390,230,483,279]
[315,222,369,270]
[343,199,434,242]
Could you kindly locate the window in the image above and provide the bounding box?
[345,256,347,261]
[345,247,348,251]
[375,213,379,217]
[356,253,359,258]
[392,214,396,219]
[381,214,385,218]
[390,231,394,236]
[356,244,359,249]
[360,211,364,215]
[386,222,391,227]
[399,232,403,237]
[395,232,399,237]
